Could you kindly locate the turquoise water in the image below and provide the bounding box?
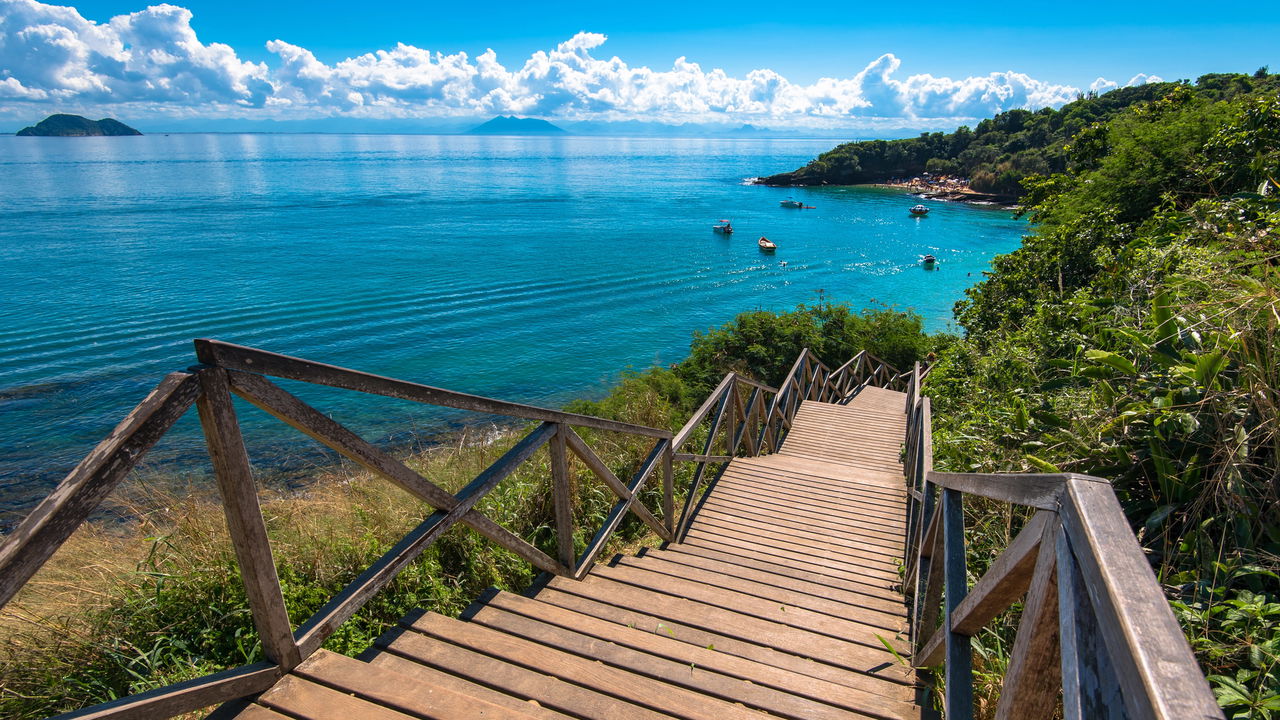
[0,134,1025,514]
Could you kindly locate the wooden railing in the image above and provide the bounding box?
[901,364,1224,719]
[0,339,678,720]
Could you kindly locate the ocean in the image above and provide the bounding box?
[0,133,1025,516]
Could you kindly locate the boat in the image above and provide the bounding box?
[758,236,777,252]
[922,253,937,269]
[713,219,733,234]
[910,204,930,215]
[780,199,804,208]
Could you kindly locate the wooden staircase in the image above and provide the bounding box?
[225,389,920,720]
[4,343,1222,720]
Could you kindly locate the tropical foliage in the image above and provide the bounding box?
[761,70,1279,198]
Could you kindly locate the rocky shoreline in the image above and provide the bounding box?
[874,180,1018,208]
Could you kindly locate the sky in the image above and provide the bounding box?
[2,0,1277,132]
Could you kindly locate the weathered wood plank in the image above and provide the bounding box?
[545,573,912,683]
[357,650,571,719]
[993,517,1060,719]
[672,373,736,450]
[406,612,771,720]
[294,649,544,720]
[195,367,300,668]
[0,372,200,610]
[482,590,918,719]
[374,629,666,720]
[195,339,670,439]
[293,421,556,657]
[531,585,916,704]
[549,424,576,574]
[1056,524,1126,720]
[468,601,870,720]
[941,488,973,720]
[1058,477,1223,720]
[614,554,906,631]
[257,674,417,720]
[50,662,279,720]
[650,547,906,614]
[925,472,1067,510]
[951,511,1052,637]
[592,563,910,654]
[225,370,566,577]
[563,427,670,542]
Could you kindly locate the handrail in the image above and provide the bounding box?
[902,394,1222,717]
[0,341,679,720]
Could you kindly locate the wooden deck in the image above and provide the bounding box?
[222,386,918,720]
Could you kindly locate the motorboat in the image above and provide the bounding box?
[758,236,777,252]
[922,253,937,268]
[713,220,734,234]
[780,199,804,208]
[910,204,930,215]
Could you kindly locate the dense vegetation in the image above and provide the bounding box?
[760,70,1279,198]
[931,81,1280,715]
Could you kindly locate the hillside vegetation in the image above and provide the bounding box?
[759,70,1279,198]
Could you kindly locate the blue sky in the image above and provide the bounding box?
[2,0,1276,130]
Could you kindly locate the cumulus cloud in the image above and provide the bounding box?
[0,0,1158,126]
[0,0,270,106]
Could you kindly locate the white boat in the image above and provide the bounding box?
[910,204,930,215]
[780,199,804,208]
[922,254,937,268]
[713,220,734,234]
[758,236,777,252]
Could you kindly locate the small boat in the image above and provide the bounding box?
[922,254,937,269]
[713,219,734,234]
[758,236,777,252]
[910,204,930,215]
[780,199,804,208]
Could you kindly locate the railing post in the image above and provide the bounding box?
[549,423,576,575]
[1056,525,1125,720]
[942,487,973,720]
[662,441,674,536]
[195,367,302,669]
[725,377,738,457]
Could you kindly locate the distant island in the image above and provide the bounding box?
[467,116,566,135]
[16,114,142,137]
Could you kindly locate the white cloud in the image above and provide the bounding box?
[1090,77,1119,93]
[0,0,1159,127]
[1125,73,1163,86]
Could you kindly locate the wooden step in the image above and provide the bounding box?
[400,611,772,720]
[531,584,915,702]
[466,594,896,720]
[661,543,906,607]
[373,622,666,719]
[545,573,912,682]
[483,590,919,719]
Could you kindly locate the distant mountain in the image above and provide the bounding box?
[16,114,142,137]
[467,116,566,135]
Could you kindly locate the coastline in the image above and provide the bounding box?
[868,180,1019,209]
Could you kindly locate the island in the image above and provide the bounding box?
[16,114,142,137]
[466,115,566,135]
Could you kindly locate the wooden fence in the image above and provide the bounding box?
[900,364,1224,719]
[0,340,899,720]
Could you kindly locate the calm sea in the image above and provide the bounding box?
[0,133,1025,516]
